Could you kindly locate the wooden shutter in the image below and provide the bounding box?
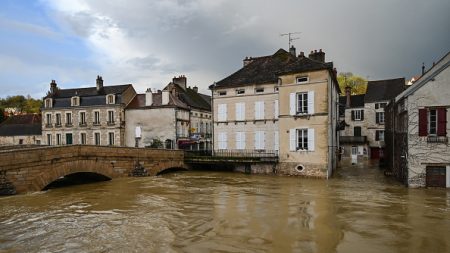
[351,110,355,121]
[361,110,364,120]
[235,132,241,149]
[376,113,380,124]
[261,131,265,150]
[223,133,228,149]
[289,129,296,151]
[418,108,428,136]
[290,93,296,115]
[437,108,447,136]
[236,103,245,121]
[375,131,379,141]
[274,100,279,118]
[308,91,315,114]
[241,132,246,149]
[308,128,315,151]
[254,132,259,149]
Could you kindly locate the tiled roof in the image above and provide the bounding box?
[364,78,406,103]
[0,114,42,136]
[214,49,332,88]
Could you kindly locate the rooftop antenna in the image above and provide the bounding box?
[280,32,301,49]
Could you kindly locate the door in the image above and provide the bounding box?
[354,127,362,137]
[66,133,73,145]
[371,147,380,159]
[426,167,446,187]
[351,146,358,164]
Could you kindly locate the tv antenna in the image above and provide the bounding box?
[280,32,301,49]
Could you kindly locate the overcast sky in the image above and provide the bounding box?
[0,0,449,98]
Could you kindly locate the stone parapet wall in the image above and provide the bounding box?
[277,161,328,178]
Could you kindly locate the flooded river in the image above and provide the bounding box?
[1,165,449,253]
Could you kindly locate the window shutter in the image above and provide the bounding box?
[418,108,428,136]
[361,110,364,120]
[274,100,279,118]
[261,102,265,119]
[261,131,265,150]
[241,132,246,149]
[351,111,355,121]
[376,113,380,124]
[375,131,379,141]
[289,129,296,151]
[274,131,279,151]
[308,128,315,151]
[236,132,240,149]
[224,104,227,121]
[254,132,259,149]
[290,93,296,115]
[308,91,315,114]
[437,108,447,136]
[223,133,228,149]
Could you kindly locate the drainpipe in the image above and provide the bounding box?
[211,82,216,155]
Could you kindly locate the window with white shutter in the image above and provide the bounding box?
[307,128,315,151]
[218,132,227,150]
[218,104,227,121]
[254,131,265,150]
[274,100,279,119]
[236,132,245,150]
[274,131,279,151]
[255,101,265,120]
[235,103,245,121]
[290,128,315,151]
[307,91,315,114]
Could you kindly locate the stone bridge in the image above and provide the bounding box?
[0,145,187,195]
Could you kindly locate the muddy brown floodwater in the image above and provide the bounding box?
[0,165,449,253]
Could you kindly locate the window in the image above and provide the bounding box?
[254,101,265,120]
[296,76,309,84]
[274,87,279,92]
[297,92,308,114]
[79,112,86,126]
[218,104,227,121]
[47,134,52,145]
[376,130,385,141]
[45,98,52,108]
[19,139,23,145]
[290,128,315,151]
[46,114,52,126]
[375,102,388,109]
[352,109,364,121]
[218,91,227,96]
[66,133,73,145]
[236,89,245,95]
[351,146,358,155]
[95,132,101,145]
[94,111,100,125]
[296,129,308,150]
[235,103,246,121]
[71,97,79,106]
[254,131,265,150]
[56,134,61,145]
[354,127,362,137]
[376,112,385,124]
[80,133,86,145]
[235,132,246,150]
[66,113,72,126]
[106,94,115,104]
[56,113,61,126]
[429,109,437,135]
[108,111,115,124]
[108,132,115,146]
[255,88,264,93]
[218,132,227,150]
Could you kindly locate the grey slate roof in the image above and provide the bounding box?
[339,94,365,116]
[364,78,406,103]
[214,49,333,88]
[0,114,42,136]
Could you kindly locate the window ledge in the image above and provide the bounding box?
[427,136,448,143]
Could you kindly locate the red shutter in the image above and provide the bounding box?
[437,108,447,136]
[418,109,428,136]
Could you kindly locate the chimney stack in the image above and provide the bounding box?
[243,57,253,67]
[96,75,104,92]
[50,80,57,95]
[162,90,170,105]
[193,86,198,93]
[308,49,326,63]
[298,51,305,58]
[422,63,425,75]
[145,88,153,106]
[345,86,352,108]
[289,45,296,57]
[173,75,187,90]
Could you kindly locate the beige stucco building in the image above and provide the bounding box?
[386,52,450,188]
[41,76,136,146]
[211,47,340,177]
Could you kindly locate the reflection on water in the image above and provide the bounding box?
[0,165,449,252]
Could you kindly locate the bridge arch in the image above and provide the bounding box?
[156,166,189,176]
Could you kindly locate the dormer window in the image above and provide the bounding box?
[44,98,53,108]
[106,94,115,104]
[218,91,227,96]
[296,76,309,84]
[71,96,80,106]
[236,89,245,95]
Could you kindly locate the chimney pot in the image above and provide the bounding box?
[193,86,198,93]
[289,45,296,57]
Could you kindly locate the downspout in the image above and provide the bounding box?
[211,83,215,155]
[327,77,332,179]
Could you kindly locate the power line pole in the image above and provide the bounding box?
[280,32,301,49]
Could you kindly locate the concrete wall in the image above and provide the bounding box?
[406,66,450,187]
[0,135,42,146]
[0,145,186,194]
[125,108,176,147]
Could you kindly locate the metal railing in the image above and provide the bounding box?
[185,149,278,158]
[427,136,448,143]
[340,136,368,143]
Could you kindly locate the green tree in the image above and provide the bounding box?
[337,72,367,95]
[0,95,42,114]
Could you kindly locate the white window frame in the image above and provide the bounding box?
[106,94,115,104]
[218,132,227,150]
[354,110,363,121]
[376,112,385,124]
[71,96,79,106]
[66,112,72,125]
[56,133,62,145]
[296,76,309,84]
[46,113,52,125]
[236,89,245,95]
[235,102,245,121]
[254,101,265,120]
[428,109,437,135]
[218,104,227,122]
[107,110,115,123]
[93,110,101,125]
[94,132,101,146]
[254,131,265,150]
[108,132,115,146]
[290,128,315,151]
[297,92,308,114]
[235,132,246,150]
[79,111,86,125]
[47,134,52,145]
[80,132,87,145]
[45,98,52,108]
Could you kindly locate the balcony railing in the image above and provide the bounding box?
[427,136,448,143]
[340,136,368,144]
[185,149,279,163]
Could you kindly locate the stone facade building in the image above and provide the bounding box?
[41,76,136,146]
[0,114,42,146]
[211,47,340,177]
[386,52,450,188]
[125,76,211,150]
